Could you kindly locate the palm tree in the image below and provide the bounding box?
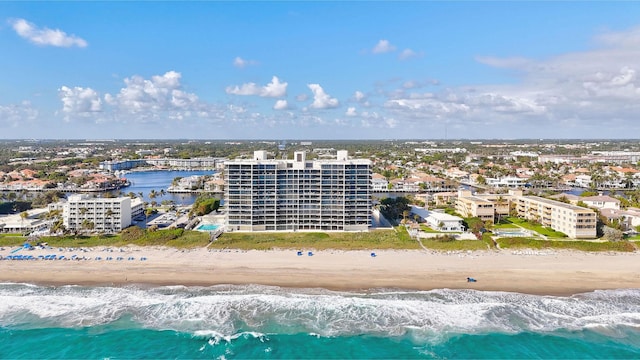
[20,211,29,234]
[145,207,154,228]
[402,210,410,224]
[495,196,507,223]
[105,209,114,233]
[51,219,65,235]
[81,219,95,234]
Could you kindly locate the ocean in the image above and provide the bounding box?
[1,284,639,359]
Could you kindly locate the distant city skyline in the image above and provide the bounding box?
[2,2,640,140]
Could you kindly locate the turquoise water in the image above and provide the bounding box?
[0,284,639,359]
[197,224,220,231]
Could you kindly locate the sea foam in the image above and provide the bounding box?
[0,284,638,340]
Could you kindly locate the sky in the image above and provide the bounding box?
[2,1,640,140]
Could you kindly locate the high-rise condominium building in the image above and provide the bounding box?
[224,150,371,231]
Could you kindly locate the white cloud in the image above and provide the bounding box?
[233,56,258,68]
[225,83,260,96]
[273,99,288,110]
[354,91,366,102]
[58,86,102,119]
[398,48,421,60]
[226,76,288,97]
[9,18,87,48]
[105,71,200,116]
[475,56,532,69]
[345,107,357,117]
[372,39,396,54]
[307,84,339,109]
[0,101,39,127]
[366,25,640,137]
[296,94,309,102]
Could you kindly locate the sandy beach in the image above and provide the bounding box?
[1,246,639,296]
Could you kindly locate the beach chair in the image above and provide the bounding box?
[297,251,303,256]
[308,251,314,256]
[370,252,377,257]
[140,257,147,261]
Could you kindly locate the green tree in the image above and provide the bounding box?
[145,207,155,227]
[81,219,95,234]
[50,219,66,235]
[379,197,411,225]
[105,209,114,233]
[495,196,507,223]
[190,196,221,217]
[476,175,487,185]
[402,209,410,224]
[20,211,29,232]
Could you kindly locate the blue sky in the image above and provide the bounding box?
[2,1,640,140]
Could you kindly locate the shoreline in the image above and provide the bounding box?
[1,247,639,296]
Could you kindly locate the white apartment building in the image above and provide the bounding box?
[131,197,145,220]
[371,173,389,192]
[224,150,371,231]
[63,194,132,233]
[486,176,529,188]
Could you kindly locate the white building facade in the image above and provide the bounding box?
[63,194,132,233]
[224,150,371,231]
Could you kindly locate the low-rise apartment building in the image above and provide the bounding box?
[455,190,496,223]
[63,194,132,233]
[456,189,597,238]
[514,196,596,239]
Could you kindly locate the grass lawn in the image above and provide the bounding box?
[624,234,640,240]
[210,227,422,250]
[503,217,568,237]
[493,223,519,229]
[497,237,636,252]
[0,229,211,249]
[419,225,441,233]
[0,233,28,247]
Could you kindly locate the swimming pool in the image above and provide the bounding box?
[196,224,220,231]
[495,230,529,237]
